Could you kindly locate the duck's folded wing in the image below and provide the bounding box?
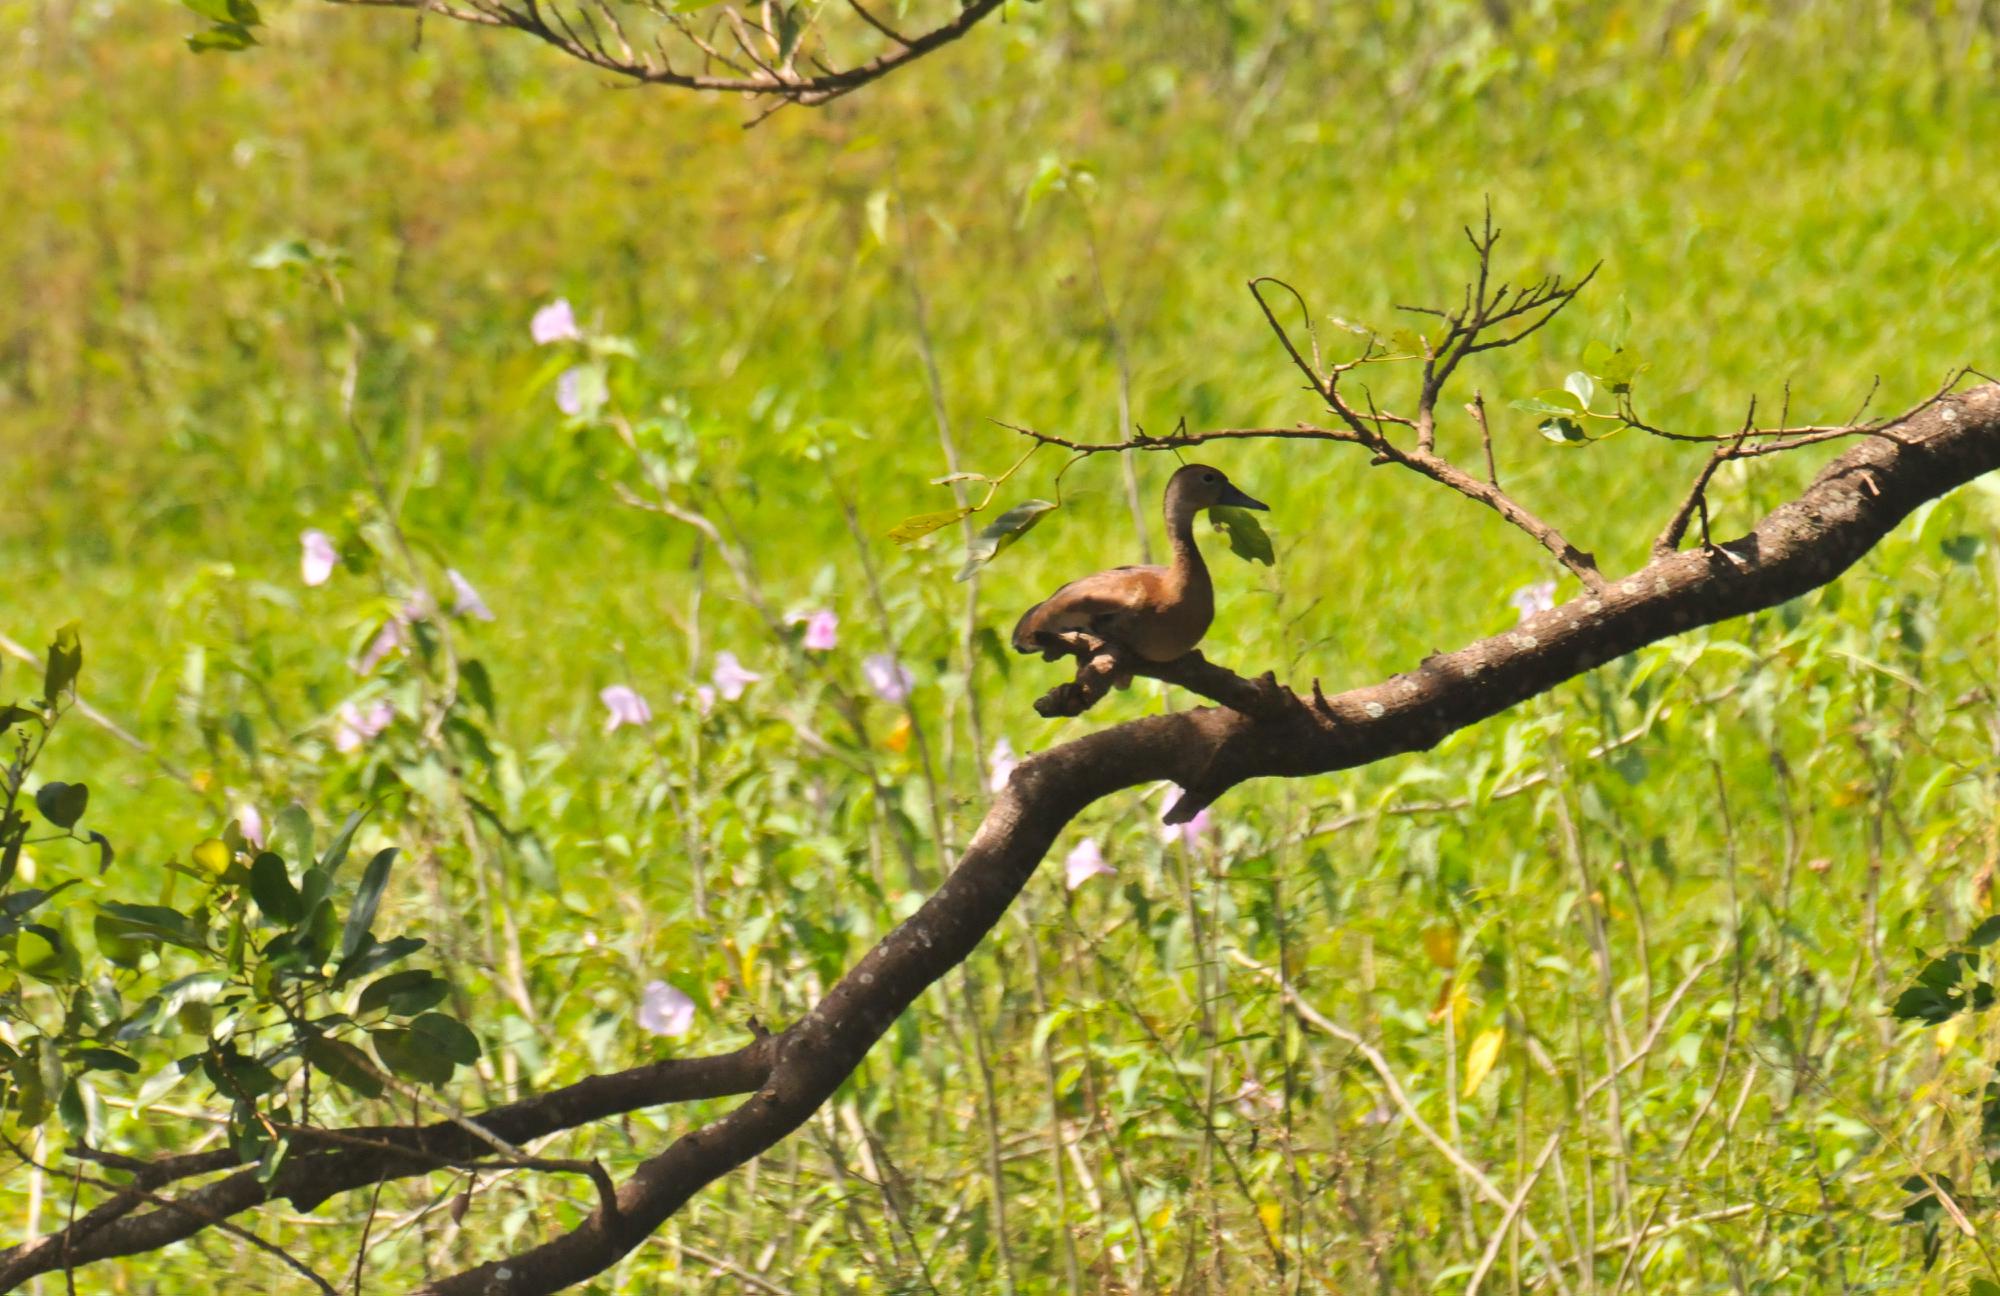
[1011,566,1166,652]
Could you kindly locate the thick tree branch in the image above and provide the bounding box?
[414,385,2000,1293]
[0,1039,777,1289]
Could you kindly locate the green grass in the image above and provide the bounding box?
[5,0,2000,1289]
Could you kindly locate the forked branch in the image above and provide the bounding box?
[315,0,1006,111]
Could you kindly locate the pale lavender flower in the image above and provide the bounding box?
[789,610,838,652]
[988,738,1019,793]
[693,685,717,716]
[555,367,584,416]
[332,700,395,753]
[300,529,338,587]
[531,298,581,345]
[1064,838,1115,890]
[447,569,495,622]
[352,622,403,675]
[235,803,265,851]
[712,651,762,702]
[863,653,914,704]
[601,684,652,732]
[636,980,695,1037]
[1508,579,1557,623]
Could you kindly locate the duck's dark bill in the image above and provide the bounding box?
[1218,484,1270,511]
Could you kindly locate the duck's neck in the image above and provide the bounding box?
[1164,495,1207,590]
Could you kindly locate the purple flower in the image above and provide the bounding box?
[235,803,265,851]
[988,738,1019,793]
[300,529,338,587]
[556,367,584,416]
[1064,838,1115,890]
[447,569,494,622]
[789,610,838,652]
[601,684,652,732]
[712,652,762,702]
[332,700,395,753]
[693,685,716,716]
[1508,579,1557,623]
[863,653,914,704]
[636,980,696,1037]
[531,298,581,345]
[352,622,403,675]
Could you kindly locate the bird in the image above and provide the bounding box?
[1011,462,1269,665]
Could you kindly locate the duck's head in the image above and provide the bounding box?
[1167,463,1269,513]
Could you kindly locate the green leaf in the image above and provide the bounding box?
[358,969,449,1017]
[304,1037,384,1099]
[1970,916,2000,947]
[410,1012,481,1066]
[887,509,970,545]
[0,704,39,730]
[1563,372,1595,409]
[71,1047,139,1075]
[1942,534,1983,565]
[319,808,365,877]
[1211,506,1275,566]
[1539,417,1589,444]
[955,499,1058,582]
[333,934,427,986]
[133,1056,201,1113]
[342,848,398,959]
[87,831,114,874]
[250,853,302,926]
[1511,395,1582,417]
[98,902,208,952]
[372,1026,455,1086]
[43,622,81,704]
[186,24,258,52]
[34,781,87,829]
[272,804,312,864]
[460,659,495,717]
[183,0,261,22]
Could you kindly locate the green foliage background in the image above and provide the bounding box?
[5,0,2000,1289]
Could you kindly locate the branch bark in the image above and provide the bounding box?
[411,383,2000,1292]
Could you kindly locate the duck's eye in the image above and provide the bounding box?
[1203,472,1218,483]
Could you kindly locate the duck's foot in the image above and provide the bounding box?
[1031,635,1131,717]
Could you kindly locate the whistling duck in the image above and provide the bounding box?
[1012,463,1269,664]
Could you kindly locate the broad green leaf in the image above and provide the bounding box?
[250,853,302,926]
[333,935,427,986]
[341,848,398,959]
[1511,394,1582,417]
[358,969,448,1017]
[372,1026,454,1086]
[133,1056,201,1113]
[182,0,260,24]
[1211,506,1275,565]
[304,1037,384,1099]
[1563,372,1595,408]
[887,509,969,545]
[955,499,1058,582]
[34,781,87,829]
[410,1012,481,1066]
[319,809,365,877]
[186,24,258,51]
[43,623,81,704]
[72,1047,139,1075]
[1539,417,1588,444]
